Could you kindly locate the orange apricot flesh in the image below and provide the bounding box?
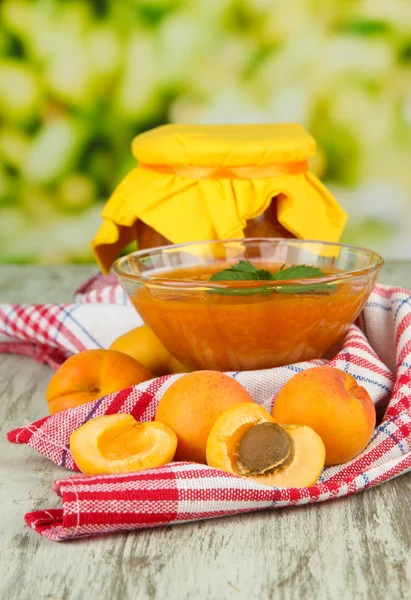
[206,403,325,487]
[70,414,177,475]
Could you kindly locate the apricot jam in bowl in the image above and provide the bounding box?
[113,239,384,371]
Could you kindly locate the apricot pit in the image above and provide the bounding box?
[237,422,294,476]
[206,403,325,487]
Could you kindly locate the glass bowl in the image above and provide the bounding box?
[113,238,384,371]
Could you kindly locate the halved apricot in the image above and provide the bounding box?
[206,403,325,487]
[70,414,177,475]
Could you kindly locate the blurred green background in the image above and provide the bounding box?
[1,0,411,264]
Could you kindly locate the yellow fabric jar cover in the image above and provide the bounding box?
[92,124,347,273]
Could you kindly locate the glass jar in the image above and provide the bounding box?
[92,124,347,273]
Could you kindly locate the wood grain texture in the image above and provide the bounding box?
[1,263,411,600]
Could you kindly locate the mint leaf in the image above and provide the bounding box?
[209,260,336,296]
[270,264,334,293]
[208,286,272,296]
[231,260,261,274]
[256,269,272,280]
[271,264,327,281]
[210,269,259,281]
[273,284,332,295]
[210,260,273,282]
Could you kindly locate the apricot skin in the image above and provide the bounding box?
[155,371,254,463]
[70,414,177,475]
[109,325,188,377]
[206,403,325,487]
[272,366,376,466]
[46,349,153,414]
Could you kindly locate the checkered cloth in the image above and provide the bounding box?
[4,275,411,542]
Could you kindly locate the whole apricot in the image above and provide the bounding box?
[46,349,153,414]
[109,325,188,377]
[272,366,376,466]
[70,414,177,475]
[155,371,254,463]
[206,403,325,487]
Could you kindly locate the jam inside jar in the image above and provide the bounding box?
[243,195,294,239]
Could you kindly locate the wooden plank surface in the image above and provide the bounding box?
[1,263,411,600]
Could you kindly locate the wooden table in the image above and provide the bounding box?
[2,263,411,600]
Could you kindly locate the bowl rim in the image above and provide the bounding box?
[112,237,385,290]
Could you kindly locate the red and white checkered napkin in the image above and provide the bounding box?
[4,275,411,542]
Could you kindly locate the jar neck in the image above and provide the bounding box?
[138,160,309,180]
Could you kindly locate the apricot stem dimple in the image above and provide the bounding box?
[237,422,295,476]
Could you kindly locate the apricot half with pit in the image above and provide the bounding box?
[206,403,325,487]
[70,414,177,475]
